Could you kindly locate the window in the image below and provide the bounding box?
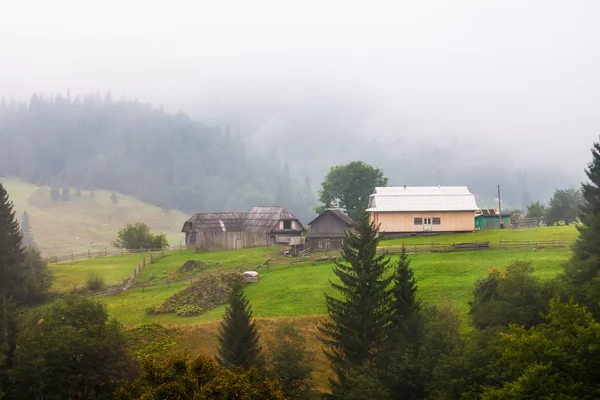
[414,217,423,225]
[424,218,431,225]
[283,220,292,229]
[433,217,441,225]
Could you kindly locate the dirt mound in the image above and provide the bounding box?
[152,272,242,317]
[179,260,204,272]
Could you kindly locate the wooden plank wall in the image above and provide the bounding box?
[194,232,273,251]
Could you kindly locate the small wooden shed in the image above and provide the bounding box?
[306,209,354,250]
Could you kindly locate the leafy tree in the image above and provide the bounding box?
[469,260,549,329]
[61,186,70,201]
[0,183,24,367]
[316,161,388,220]
[525,201,547,226]
[386,303,463,400]
[50,186,60,203]
[481,299,600,399]
[265,325,318,399]
[110,191,118,204]
[318,215,393,394]
[332,362,390,400]
[10,295,133,399]
[217,281,263,370]
[112,222,169,249]
[19,211,35,248]
[115,354,285,400]
[546,187,583,225]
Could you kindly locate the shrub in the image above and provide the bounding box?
[86,272,106,291]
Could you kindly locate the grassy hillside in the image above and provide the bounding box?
[98,247,570,326]
[1,177,188,255]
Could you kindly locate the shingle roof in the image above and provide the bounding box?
[367,186,478,212]
[308,209,354,226]
[182,206,305,233]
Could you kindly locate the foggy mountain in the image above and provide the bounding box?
[1,0,598,213]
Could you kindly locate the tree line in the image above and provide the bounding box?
[0,93,315,223]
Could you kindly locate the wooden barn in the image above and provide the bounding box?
[182,206,305,251]
[367,186,478,233]
[306,209,354,250]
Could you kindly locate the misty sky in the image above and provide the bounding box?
[1,0,599,177]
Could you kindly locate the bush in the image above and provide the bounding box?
[113,222,169,250]
[86,272,105,291]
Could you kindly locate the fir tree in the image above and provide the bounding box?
[61,186,70,201]
[390,246,422,345]
[0,183,25,369]
[20,211,35,248]
[50,186,60,203]
[318,215,393,394]
[217,281,263,370]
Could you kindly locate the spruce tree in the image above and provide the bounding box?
[318,215,393,393]
[61,186,70,201]
[390,246,422,345]
[20,211,35,248]
[217,281,263,370]
[565,138,600,314]
[0,183,24,367]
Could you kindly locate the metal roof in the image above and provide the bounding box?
[367,186,478,212]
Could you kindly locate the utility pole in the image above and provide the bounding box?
[498,184,503,228]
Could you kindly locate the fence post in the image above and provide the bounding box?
[150,254,153,263]
[71,252,73,261]
[105,248,108,257]
[88,249,91,258]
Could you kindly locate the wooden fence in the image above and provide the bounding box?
[377,239,573,254]
[45,245,187,264]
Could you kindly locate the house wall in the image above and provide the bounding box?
[191,232,274,251]
[370,211,475,233]
[475,215,512,230]
[310,213,352,235]
[307,236,343,251]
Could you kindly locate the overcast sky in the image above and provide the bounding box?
[1,0,599,176]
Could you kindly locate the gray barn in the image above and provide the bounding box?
[306,209,354,250]
[182,206,305,251]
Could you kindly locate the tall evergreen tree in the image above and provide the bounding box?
[217,281,263,370]
[61,186,70,201]
[50,186,60,203]
[318,215,393,394]
[20,211,35,248]
[0,183,25,371]
[390,246,422,345]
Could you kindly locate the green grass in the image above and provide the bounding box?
[382,226,578,246]
[1,177,188,256]
[50,253,151,291]
[99,248,570,326]
[137,247,280,282]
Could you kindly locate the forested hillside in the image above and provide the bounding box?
[0,94,315,222]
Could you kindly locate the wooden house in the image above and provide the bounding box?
[367,186,478,233]
[306,209,354,250]
[182,206,305,251]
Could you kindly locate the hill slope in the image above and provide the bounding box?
[2,177,188,255]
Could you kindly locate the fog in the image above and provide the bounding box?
[1,0,599,202]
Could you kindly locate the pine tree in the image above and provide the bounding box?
[20,211,35,248]
[50,186,60,203]
[390,246,422,345]
[61,186,70,201]
[318,215,393,393]
[0,183,25,367]
[217,281,263,370]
